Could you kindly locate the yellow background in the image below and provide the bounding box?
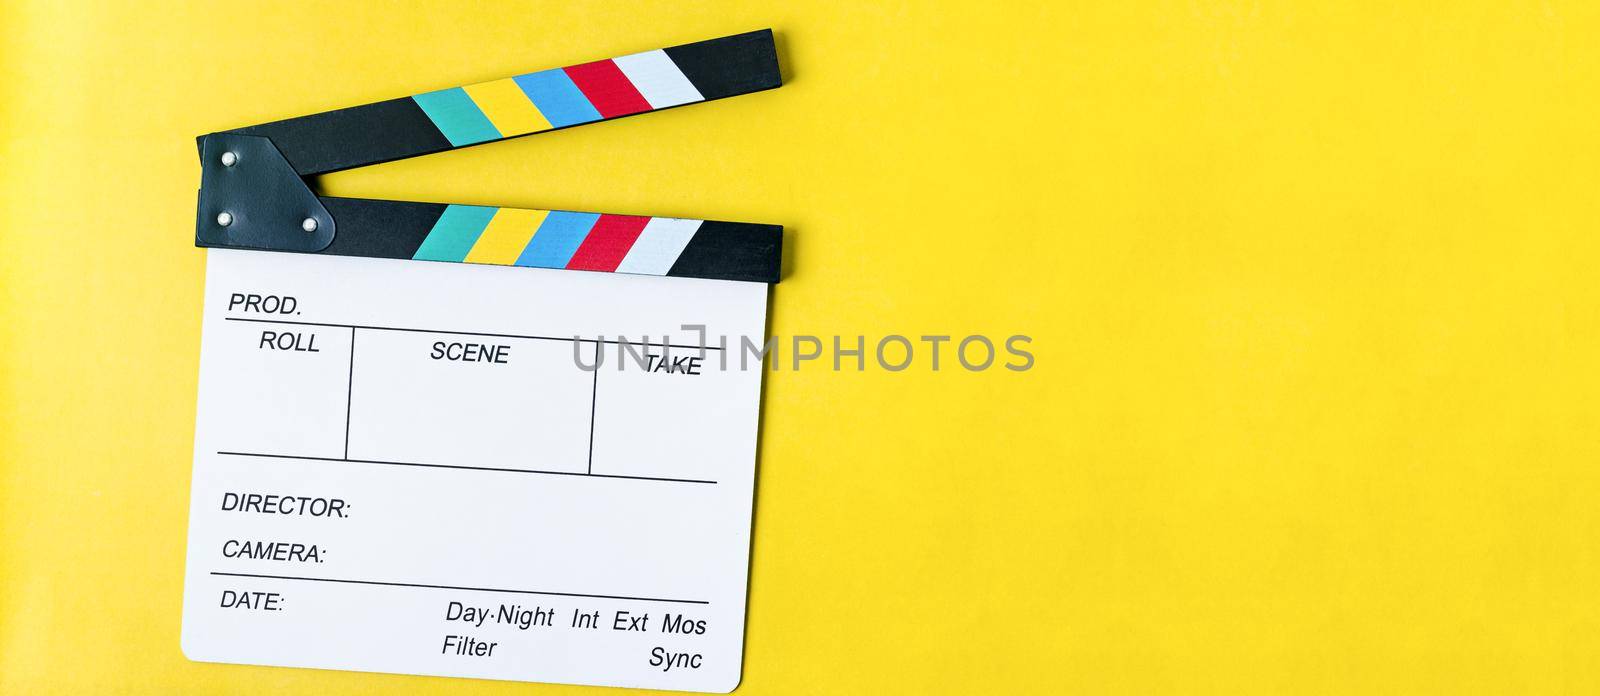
[3,1,1598,693]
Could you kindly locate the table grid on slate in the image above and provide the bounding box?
[217,316,724,486]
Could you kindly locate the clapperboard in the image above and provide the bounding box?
[181,30,782,692]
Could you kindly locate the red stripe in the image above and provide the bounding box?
[563,60,653,118]
[566,215,651,272]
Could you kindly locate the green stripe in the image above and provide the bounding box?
[413,205,497,261]
[411,88,502,146]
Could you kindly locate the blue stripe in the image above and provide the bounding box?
[516,211,600,267]
[512,69,602,128]
[414,205,498,261]
[411,88,502,146]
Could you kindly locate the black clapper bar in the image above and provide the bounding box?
[194,30,782,283]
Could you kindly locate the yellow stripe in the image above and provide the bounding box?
[462,78,552,136]
[465,208,547,264]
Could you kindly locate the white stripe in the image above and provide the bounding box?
[616,217,703,275]
[613,50,704,109]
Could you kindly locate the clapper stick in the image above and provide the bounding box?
[194,30,782,283]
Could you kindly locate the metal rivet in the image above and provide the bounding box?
[220,151,237,167]
[217,211,233,227]
[302,218,319,233]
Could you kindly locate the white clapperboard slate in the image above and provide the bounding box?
[181,30,783,693]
